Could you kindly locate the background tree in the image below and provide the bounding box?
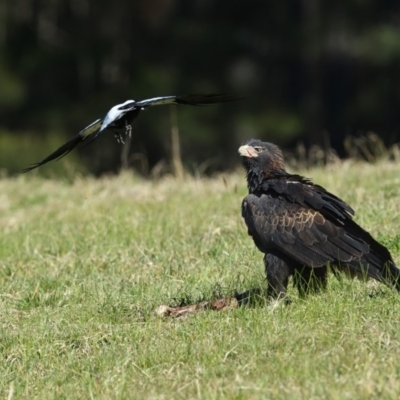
[1,0,400,175]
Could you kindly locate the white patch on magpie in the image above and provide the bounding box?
[99,100,136,132]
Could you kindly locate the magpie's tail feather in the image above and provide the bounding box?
[22,134,84,173]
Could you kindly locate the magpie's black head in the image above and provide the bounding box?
[238,139,286,191]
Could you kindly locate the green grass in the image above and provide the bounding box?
[1,161,400,399]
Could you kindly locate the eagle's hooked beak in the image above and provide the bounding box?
[238,145,258,158]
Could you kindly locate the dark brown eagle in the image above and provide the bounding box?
[239,139,400,299]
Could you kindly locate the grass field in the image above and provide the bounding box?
[1,161,400,399]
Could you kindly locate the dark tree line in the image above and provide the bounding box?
[2,0,400,175]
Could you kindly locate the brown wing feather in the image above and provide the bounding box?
[242,193,368,268]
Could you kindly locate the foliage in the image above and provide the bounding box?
[0,130,85,178]
[1,162,400,398]
[2,2,400,173]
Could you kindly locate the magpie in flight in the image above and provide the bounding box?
[22,93,240,172]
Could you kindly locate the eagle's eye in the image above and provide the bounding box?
[253,146,264,152]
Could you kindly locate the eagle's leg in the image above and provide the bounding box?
[293,266,328,297]
[264,254,293,300]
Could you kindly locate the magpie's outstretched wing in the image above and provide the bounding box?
[98,93,241,132]
[22,93,241,172]
[134,93,242,109]
[22,118,103,173]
